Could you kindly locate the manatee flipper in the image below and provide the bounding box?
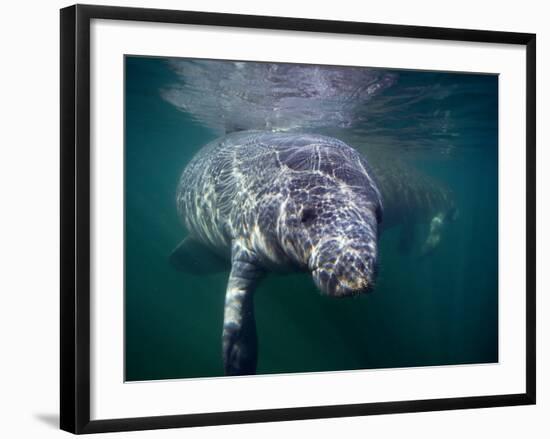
[170,236,229,274]
[421,212,445,256]
[222,240,264,376]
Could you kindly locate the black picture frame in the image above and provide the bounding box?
[60,4,536,434]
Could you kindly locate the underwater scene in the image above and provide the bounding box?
[125,56,498,381]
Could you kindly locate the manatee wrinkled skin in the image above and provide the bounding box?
[172,130,456,375]
[173,130,383,375]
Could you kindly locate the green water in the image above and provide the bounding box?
[124,56,498,381]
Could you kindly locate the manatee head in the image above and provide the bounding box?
[275,142,383,297]
[306,195,381,297]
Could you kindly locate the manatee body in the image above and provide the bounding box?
[370,158,457,254]
[172,130,383,375]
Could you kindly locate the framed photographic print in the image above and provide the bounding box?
[60,4,536,434]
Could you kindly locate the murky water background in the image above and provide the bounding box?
[124,56,498,381]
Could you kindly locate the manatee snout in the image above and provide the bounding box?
[309,235,378,297]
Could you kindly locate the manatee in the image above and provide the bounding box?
[368,157,457,255]
[172,130,383,375]
[163,59,461,376]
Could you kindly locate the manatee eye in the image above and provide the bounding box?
[301,208,316,224]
